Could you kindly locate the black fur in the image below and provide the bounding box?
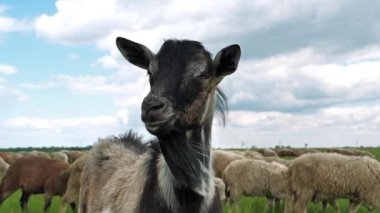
[139,142,172,213]
[114,130,148,155]
[139,141,218,213]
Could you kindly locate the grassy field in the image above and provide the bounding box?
[0,190,74,213]
[1,147,380,212]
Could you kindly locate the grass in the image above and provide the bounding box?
[223,197,380,213]
[0,190,75,213]
[2,192,380,213]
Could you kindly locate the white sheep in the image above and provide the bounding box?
[222,159,288,212]
[285,152,380,213]
[233,150,264,160]
[214,177,226,203]
[212,150,245,178]
[259,148,279,157]
[262,156,291,167]
[59,154,88,213]
[51,151,69,164]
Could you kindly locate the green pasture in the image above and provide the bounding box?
[0,190,74,213]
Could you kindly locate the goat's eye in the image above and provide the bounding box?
[147,70,152,77]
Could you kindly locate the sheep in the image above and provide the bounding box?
[0,155,70,211]
[62,150,85,164]
[326,148,375,158]
[285,152,380,213]
[258,148,279,157]
[51,151,69,164]
[212,150,245,178]
[18,150,51,159]
[222,159,289,212]
[11,153,23,162]
[214,177,226,203]
[0,158,9,182]
[59,154,88,213]
[262,156,291,167]
[275,148,299,157]
[0,152,14,165]
[233,150,264,160]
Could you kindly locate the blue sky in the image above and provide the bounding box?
[1,0,380,148]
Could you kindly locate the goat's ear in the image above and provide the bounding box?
[214,44,241,78]
[116,37,154,70]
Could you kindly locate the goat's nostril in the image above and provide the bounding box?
[150,100,165,110]
[142,97,167,112]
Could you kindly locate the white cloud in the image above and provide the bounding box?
[33,0,345,49]
[0,6,30,33]
[212,105,380,148]
[19,81,59,89]
[223,46,380,112]
[1,116,119,132]
[0,84,29,103]
[0,64,17,75]
[95,55,119,69]
[116,108,129,125]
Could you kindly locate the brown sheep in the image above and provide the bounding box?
[212,150,245,178]
[60,154,88,213]
[0,156,70,211]
[18,150,51,159]
[0,152,14,165]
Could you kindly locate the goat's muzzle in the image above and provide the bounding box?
[141,95,175,135]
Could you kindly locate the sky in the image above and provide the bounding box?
[0,0,380,148]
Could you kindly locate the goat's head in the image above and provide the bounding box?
[116,37,241,136]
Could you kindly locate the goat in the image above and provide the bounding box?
[79,37,241,213]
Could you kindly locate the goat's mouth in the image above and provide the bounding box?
[144,116,176,135]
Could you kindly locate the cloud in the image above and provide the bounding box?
[0,84,29,104]
[1,116,119,132]
[0,5,30,34]
[19,81,60,89]
[34,0,380,58]
[212,105,380,148]
[222,47,380,113]
[0,115,128,148]
[0,64,17,74]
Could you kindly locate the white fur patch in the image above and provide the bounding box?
[158,155,178,211]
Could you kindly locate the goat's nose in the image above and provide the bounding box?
[141,96,168,123]
[142,96,167,113]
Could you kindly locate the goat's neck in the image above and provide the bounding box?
[157,95,215,196]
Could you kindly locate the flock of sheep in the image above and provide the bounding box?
[212,148,380,213]
[0,147,379,213]
[0,150,86,212]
